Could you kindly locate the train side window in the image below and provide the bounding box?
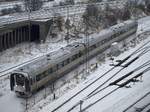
[57,62,64,69]
[30,78,33,85]
[57,64,60,69]
[33,77,36,83]
[72,54,78,61]
[113,34,116,38]
[64,59,68,65]
[110,35,113,39]
[72,55,75,61]
[43,71,48,77]
[96,42,100,47]
[36,72,47,82]
[81,49,86,55]
[48,68,53,74]
[61,61,65,67]
[75,54,78,58]
[36,75,41,81]
[53,65,57,72]
[90,44,97,51]
[67,58,70,64]
[79,51,82,57]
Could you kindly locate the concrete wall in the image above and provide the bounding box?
[0,19,52,52]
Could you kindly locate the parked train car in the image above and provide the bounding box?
[10,20,138,97]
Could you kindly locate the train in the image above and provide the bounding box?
[10,20,138,97]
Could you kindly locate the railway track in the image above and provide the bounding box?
[66,51,150,112]
[123,91,150,112]
[76,61,150,112]
[50,39,150,112]
[86,47,150,98]
[0,33,149,111]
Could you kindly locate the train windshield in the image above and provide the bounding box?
[15,74,25,86]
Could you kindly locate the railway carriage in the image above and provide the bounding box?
[10,20,138,97]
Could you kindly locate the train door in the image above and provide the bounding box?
[10,74,15,91]
[0,35,2,51]
[25,78,30,92]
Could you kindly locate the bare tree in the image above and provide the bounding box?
[25,0,43,11]
[82,4,100,30]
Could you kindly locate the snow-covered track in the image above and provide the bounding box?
[87,47,150,97]
[123,91,150,112]
[50,39,150,112]
[66,50,150,112]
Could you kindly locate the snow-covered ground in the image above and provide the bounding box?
[0,75,24,112]
[0,16,150,112]
[37,36,150,112]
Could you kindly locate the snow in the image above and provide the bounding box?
[0,92,24,112]
[32,17,150,112]
[0,15,150,112]
[0,76,24,112]
[103,81,150,112]
[137,16,150,35]
[39,37,150,112]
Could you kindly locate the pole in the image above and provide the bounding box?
[85,29,89,75]
[80,100,83,112]
[28,0,31,42]
[67,6,70,44]
[26,97,28,112]
[51,83,55,100]
[34,94,35,105]
[44,85,47,99]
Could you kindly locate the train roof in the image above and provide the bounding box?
[110,20,137,32]
[82,20,137,46]
[80,29,113,46]
[14,42,85,77]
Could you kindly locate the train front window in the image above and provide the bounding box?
[15,74,25,86]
